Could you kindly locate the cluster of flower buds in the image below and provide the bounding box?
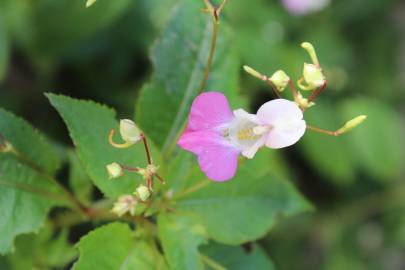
[243,41,366,136]
[106,119,164,217]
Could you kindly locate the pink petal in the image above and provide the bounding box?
[257,99,306,149]
[178,130,239,181]
[186,92,233,131]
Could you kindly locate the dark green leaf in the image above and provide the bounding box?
[173,151,312,245]
[0,155,62,254]
[0,107,60,175]
[158,213,207,270]
[73,222,167,270]
[202,243,276,270]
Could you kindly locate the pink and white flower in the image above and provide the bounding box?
[281,0,330,16]
[177,92,306,182]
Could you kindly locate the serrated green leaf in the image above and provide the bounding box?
[0,155,62,254]
[73,222,167,270]
[172,151,312,245]
[47,93,159,198]
[158,213,207,270]
[136,0,242,153]
[340,98,405,181]
[202,243,276,270]
[68,150,93,204]
[0,107,60,175]
[300,103,356,186]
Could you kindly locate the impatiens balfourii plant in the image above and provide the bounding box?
[0,0,370,269]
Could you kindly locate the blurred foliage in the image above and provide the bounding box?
[0,0,404,269]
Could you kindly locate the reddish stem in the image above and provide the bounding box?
[308,81,328,103]
[142,136,152,165]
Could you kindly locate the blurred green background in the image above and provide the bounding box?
[1,0,405,269]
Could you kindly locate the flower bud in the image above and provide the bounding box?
[269,70,290,92]
[137,164,159,180]
[301,42,319,66]
[106,162,123,179]
[337,115,367,135]
[295,92,315,110]
[301,63,325,90]
[120,119,142,144]
[135,185,151,202]
[243,65,266,81]
[111,195,137,217]
[86,0,97,7]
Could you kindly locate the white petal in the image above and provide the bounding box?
[257,99,303,125]
[266,119,306,149]
[256,99,306,149]
[241,137,266,159]
[233,108,259,123]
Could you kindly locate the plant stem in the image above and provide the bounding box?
[0,179,68,203]
[288,79,298,98]
[308,81,327,103]
[142,136,152,165]
[9,149,91,217]
[174,179,211,200]
[200,254,228,270]
[198,14,219,94]
[306,125,339,136]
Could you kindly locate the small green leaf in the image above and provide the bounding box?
[158,213,207,270]
[174,151,312,245]
[202,243,276,270]
[73,222,167,270]
[300,103,356,186]
[5,225,77,270]
[0,107,60,175]
[0,155,62,254]
[136,0,242,152]
[340,98,405,181]
[47,93,160,198]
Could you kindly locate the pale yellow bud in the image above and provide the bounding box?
[337,115,367,135]
[269,70,290,92]
[86,0,97,8]
[120,119,142,144]
[106,162,123,179]
[135,185,151,202]
[243,65,266,81]
[302,63,325,90]
[295,92,315,110]
[111,195,137,217]
[137,164,159,180]
[301,42,319,66]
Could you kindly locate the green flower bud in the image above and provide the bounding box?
[243,65,266,81]
[106,162,123,179]
[120,119,142,144]
[86,0,97,8]
[302,63,325,90]
[337,115,367,135]
[135,185,151,202]
[111,195,137,217]
[269,70,290,92]
[294,92,315,110]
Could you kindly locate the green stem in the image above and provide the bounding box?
[200,254,228,270]
[173,179,211,200]
[10,149,91,217]
[198,16,219,94]
[0,179,68,203]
